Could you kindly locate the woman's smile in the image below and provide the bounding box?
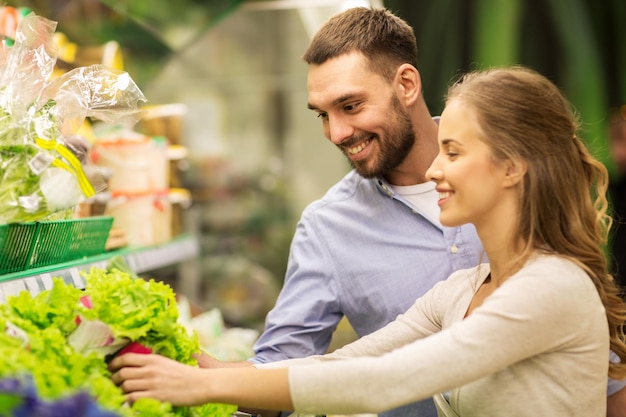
[437,190,451,206]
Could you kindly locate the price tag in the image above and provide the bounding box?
[70,268,84,288]
[24,276,41,295]
[40,273,54,290]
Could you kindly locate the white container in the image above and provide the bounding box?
[91,134,153,193]
[91,134,170,193]
[105,191,171,247]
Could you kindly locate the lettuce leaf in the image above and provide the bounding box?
[80,268,179,341]
[2,277,82,333]
[79,268,201,365]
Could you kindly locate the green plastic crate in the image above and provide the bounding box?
[0,223,39,274]
[28,216,114,269]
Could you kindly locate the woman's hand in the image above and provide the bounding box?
[110,352,293,411]
[109,353,209,406]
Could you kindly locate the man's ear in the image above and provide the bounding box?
[503,157,527,188]
[396,64,421,106]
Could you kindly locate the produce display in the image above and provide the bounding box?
[0,266,237,417]
[0,11,146,224]
[0,9,240,417]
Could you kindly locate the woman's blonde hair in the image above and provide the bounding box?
[446,66,626,379]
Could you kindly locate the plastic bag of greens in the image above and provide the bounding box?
[0,12,146,224]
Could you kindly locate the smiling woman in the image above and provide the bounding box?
[430,66,626,351]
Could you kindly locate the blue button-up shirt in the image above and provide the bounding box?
[251,169,484,417]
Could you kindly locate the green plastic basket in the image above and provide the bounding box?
[27,216,114,269]
[0,222,39,274]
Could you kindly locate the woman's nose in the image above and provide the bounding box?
[425,157,442,182]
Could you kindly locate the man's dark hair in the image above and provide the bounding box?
[302,7,418,81]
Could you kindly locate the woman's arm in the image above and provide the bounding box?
[109,353,292,411]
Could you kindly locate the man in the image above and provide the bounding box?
[203,7,626,416]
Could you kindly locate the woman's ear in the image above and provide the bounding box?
[396,64,421,106]
[503,157,527,188]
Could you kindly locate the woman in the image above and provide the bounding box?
[110,67,626,417]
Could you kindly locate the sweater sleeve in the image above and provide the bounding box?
[286,257,608,415]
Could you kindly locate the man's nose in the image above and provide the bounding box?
[328,116,354,146]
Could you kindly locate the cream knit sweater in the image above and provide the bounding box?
[258,255,609,416]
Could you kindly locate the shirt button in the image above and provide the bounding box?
[450,245,458,254]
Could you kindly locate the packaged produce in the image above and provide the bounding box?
[0,12,146,224]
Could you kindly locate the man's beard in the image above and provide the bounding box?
[346,98,415,178]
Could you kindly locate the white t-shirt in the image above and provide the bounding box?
[390,181,442,227]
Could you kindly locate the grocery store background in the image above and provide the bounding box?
[4,0,625,337]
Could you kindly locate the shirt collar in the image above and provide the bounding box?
[375,177,395,199]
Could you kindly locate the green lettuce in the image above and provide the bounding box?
[0,269,237,417]
[80,268,200,365]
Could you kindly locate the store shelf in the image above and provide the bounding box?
[0,234,200,302]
